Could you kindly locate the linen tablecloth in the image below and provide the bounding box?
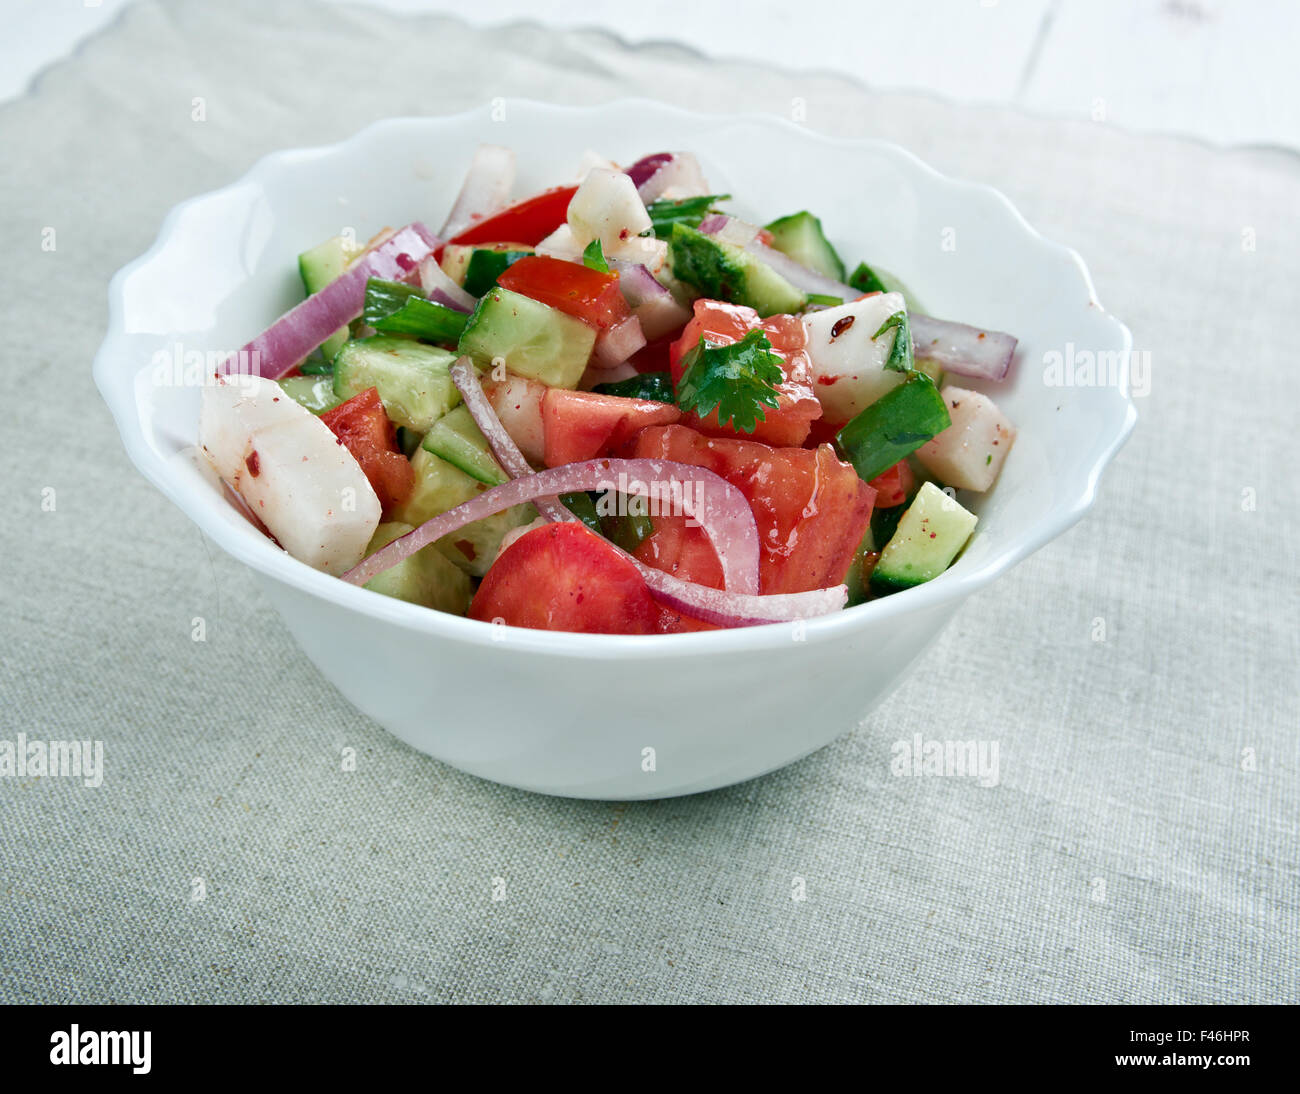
[1,0,1295,1004]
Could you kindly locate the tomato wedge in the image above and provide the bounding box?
[541,389,681,467]
[497,254,630,330]
[449,186,578,248]
[868,459,916,508]
[629,423,874,595]
[669,300,822,446]
[320,387,414,513]
[470,521,664,634]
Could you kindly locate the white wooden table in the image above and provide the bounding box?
[6,0,1295,147]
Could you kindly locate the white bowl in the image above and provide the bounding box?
[94,100,1135,799]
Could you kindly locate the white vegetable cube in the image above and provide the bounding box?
[801,292,908,424]
[916,385,1016,491]
[535,224,583,262]
[483,373,547,465]
[199,376,381,575]
[567,168,653,253]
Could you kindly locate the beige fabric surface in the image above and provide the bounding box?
[1,0,1295,1004]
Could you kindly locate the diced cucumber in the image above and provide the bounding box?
[592,371,675,403]
[363,521,472,615]
[458,287,595,389]
[669,224,806,317]
[277,374,342,415]
[440,244,475,286]
[332,335,459,433]
[849,261,924,313]
[421,405,507,486]
[559,491,603,536]
[836,374,951,484]
[462,249,531,297]
[363,278,468,345]
[764,211,846,282]
[871,481,977,593]
[391,448,535,578]
[842,527,877,607]
[298,235,362,361]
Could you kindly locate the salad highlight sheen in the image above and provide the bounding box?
[197,147,1019,634]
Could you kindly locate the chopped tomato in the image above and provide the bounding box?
[541,389,681,467]
[320,387,414,513]
[449,186,578,248]
[629,335,676,374]
[669,300,822,446]
[629,423,875,595]
[868,459,915,508]
[496,254,630,330]
[469,522,663,634]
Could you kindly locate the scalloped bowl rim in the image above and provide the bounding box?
[94,99,1136,660]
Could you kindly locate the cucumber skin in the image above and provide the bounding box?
[765,211,847,282]
[298,236,358,362]
[669,224,806,318]
[837,375,951,484]
[870,481,977,593]
[457,288,594,389]
[332,335,459,433]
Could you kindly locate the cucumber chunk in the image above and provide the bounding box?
[421,405,508,486]
[836,374,951,484]
[333,335,459,433]
[592,371,675,404]
[363,521,472,615]
[669,224,806,317]
[871,481,977,593]
[277,374,342,416]
[391,448,535,578]
[458,288,595,389]
[462,249,531,296]
[298,235,362,361]
[765,211,846,282]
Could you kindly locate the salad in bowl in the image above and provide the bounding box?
[200,147,1019,635]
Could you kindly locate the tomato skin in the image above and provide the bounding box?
[629,423,875,595]
[868,460,915,508]
[669,300,822,446]
[448,186,578,248]
[320,387,414,512]
[470,522,663,634]
[541,389,681,467]
[496,254,630,330]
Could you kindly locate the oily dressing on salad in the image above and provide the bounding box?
[198,147,1018,634]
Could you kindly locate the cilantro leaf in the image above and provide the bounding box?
[874,310,916,375]
[646,193,731,238]
[848,261,889,295]
[582,238,609,273]
[675,329,784,434]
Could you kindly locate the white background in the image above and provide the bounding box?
[5,0,1297,148]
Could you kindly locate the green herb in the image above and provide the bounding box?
[675,329,784,434]
[592,371,675,404]
[559,491,603,536]
[849,262,889,295]
[874,310,915,376]
[806,292,844,308]
[582,238,609,273]
[646,194,731,238]
[363,278,468,345]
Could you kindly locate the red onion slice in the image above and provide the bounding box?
[221,223,439,381]
[447,360,846,626]
[625,152,674,192]
[631,151,710,203]
[439,144,516,239]
[608,260,665,307]
[592,315,647,368]
[418,256,476,313]
[909,314,1017,381]
[343,457,761,596]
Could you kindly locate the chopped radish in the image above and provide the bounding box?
[199,376,381,574]
[482,373,548,465]
[801,292,909,423]
[915,385,1017,491]
[566,168,653,255]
